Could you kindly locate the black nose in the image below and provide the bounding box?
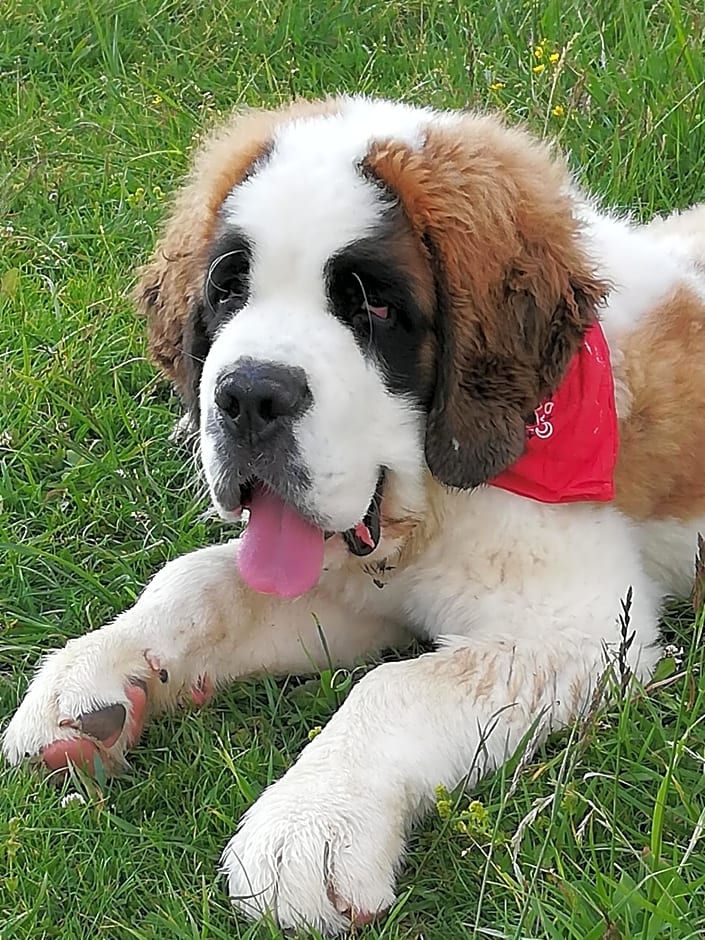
[214,359,311,442]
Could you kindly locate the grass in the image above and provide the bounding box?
[1,0,705,937]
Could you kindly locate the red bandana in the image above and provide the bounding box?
[490,323,618,504]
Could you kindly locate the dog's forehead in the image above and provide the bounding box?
[219,100,432,276]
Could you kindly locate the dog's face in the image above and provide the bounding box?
[137,97,606,593]
[196,130,436,538]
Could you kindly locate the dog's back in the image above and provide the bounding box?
[647,203,705,267]
[605,205,705,593]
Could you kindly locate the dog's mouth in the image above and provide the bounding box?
[234,472,386,599]
[340,471,385,557]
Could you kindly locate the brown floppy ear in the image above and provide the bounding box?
[425,258,607,489]
[134,98,343,403]
[365,115,608,489]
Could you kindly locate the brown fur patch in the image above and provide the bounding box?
[365,114,607,488]
[615,285,705,520]
[134,98,342,394]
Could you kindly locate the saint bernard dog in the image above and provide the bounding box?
[4,96,705,934]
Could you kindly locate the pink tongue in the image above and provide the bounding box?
[237,485,325,598]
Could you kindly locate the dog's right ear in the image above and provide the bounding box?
[134,99,344,409]
[133,238,203,405]
[179,300,210,421]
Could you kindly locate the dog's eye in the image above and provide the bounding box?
[205,248,250,315]
[328,267,400,337]
[365,302,390,321]
[351,280,396,330]
[350,296,395,335]
[355,292,395,329]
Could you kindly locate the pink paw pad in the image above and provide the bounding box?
[42,736,100,774]
[326,882,385,927]
[124,680,148,746]
[41,681,148,776]
[190,674,213,707]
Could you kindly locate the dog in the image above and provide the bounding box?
[4,95,705,935]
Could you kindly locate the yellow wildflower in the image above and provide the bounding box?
[533,63,546,74]
[534,46,544,59]
[151,94,163,106]
[127,186,145,208]
[551,104,565,117]
[490,81,506,90]
[549,52,560,64]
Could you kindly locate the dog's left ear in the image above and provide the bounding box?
[424,257,606,489]
[366,116,608,490]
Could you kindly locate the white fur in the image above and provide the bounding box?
[4,97,704,936]
[2,542,408,767]
[581,205,705,342]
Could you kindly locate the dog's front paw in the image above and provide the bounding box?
[3,628,165,778]
[222,771,404,935]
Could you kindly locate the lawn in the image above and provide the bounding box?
[1,1,705,937]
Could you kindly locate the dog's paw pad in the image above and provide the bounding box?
[326,882,386,926]
[31,680,149,777]
[189,673,213,707]
[41,737,101,774]
[74,702,127,748]
[124,681,148,745]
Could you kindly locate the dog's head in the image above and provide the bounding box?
[136,97,606,595]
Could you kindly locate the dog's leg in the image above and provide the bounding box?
[2,541,403,776]
[222,590,663,935]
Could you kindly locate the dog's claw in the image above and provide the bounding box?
[144,652,168,682]
[58,717,80,730]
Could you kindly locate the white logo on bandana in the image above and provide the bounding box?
[528,401,555,440]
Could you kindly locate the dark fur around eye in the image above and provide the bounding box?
[180,231,253,418]
[326,235,434,402]
[204,233,252,334]
[326,238,420,337]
